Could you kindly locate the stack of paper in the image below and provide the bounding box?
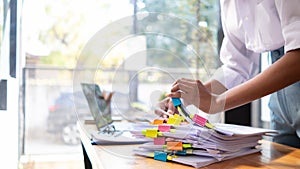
[131,116,277,168]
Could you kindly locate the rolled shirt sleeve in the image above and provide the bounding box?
[275,0,300,53]
[213,36,260,89]
[212,0,260,89]
[213,0,300,90]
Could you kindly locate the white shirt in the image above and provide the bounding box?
[214,0,300,89]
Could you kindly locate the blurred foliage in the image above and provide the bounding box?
[32,0,220,71]
[138,0,220,70]
[29,0,110,68]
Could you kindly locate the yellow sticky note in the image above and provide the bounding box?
[167,117,175,124]
[173,114,180,119]
[148,152,154,157]
[174,117,181,125]
[167,155,174,160]
[205,122,214,129]
[189,114,194,119]
[146,129,158,138]
[180,115,185,121]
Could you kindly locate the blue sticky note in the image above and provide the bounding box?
[154,151,168,162]
[172,98,181,107]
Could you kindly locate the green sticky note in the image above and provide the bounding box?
[183,143,192,149]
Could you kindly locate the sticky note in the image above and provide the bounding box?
[166,141,183,151]
[154,151,168,162]
[173,114,180,119]
[192,114,207,126]
[145,129,158,138]
[154,137,166,145]
[167,155,174,160]
[158,124,171,132]
[153,119,164,125]
[170,113,183,125]
[167,117,176,124]
[174,117,182,125]
[182,143,192,149]
[172,98,182,107]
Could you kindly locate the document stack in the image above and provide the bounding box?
[131,102,277,168]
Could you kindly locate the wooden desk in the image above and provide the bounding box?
[77,121,300,169]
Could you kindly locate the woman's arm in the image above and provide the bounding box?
[168,49,300,114]
[219,49,300,112]
[204,79,227,95]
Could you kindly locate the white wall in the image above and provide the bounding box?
[0,0,23,168]
[0,79,20,169]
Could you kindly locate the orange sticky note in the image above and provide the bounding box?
[153,119,164,125]
[167,141,183,151]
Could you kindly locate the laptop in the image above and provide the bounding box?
[80,83,151,144]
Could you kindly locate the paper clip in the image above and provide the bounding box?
[182,143,192,149]
[175,150,187,155]
[158,124,171,132]
[166,141,183,151]
[145,129,158,138]
[154,151,168,162]
[154,137,166,145]
[152,119,164,125]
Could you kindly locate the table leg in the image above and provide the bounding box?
[81,142,92,169]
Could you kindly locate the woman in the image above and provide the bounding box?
[161,0,300,148]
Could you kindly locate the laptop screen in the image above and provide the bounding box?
[81,83,113,129]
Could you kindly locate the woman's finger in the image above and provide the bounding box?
[167,91,181,98]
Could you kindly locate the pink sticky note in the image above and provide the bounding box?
[158,124,171,132]
[192,114,207,126]
[154,137,166,145]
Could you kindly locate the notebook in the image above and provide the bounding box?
[80,83,151,144]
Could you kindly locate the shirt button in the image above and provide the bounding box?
[244,16,249,21]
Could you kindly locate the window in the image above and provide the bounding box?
[22,0,221,157]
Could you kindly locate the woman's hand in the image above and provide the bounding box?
[154,97,176,117]
[167,78,224,114]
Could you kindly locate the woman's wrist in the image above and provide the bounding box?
[206,93,226,114]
